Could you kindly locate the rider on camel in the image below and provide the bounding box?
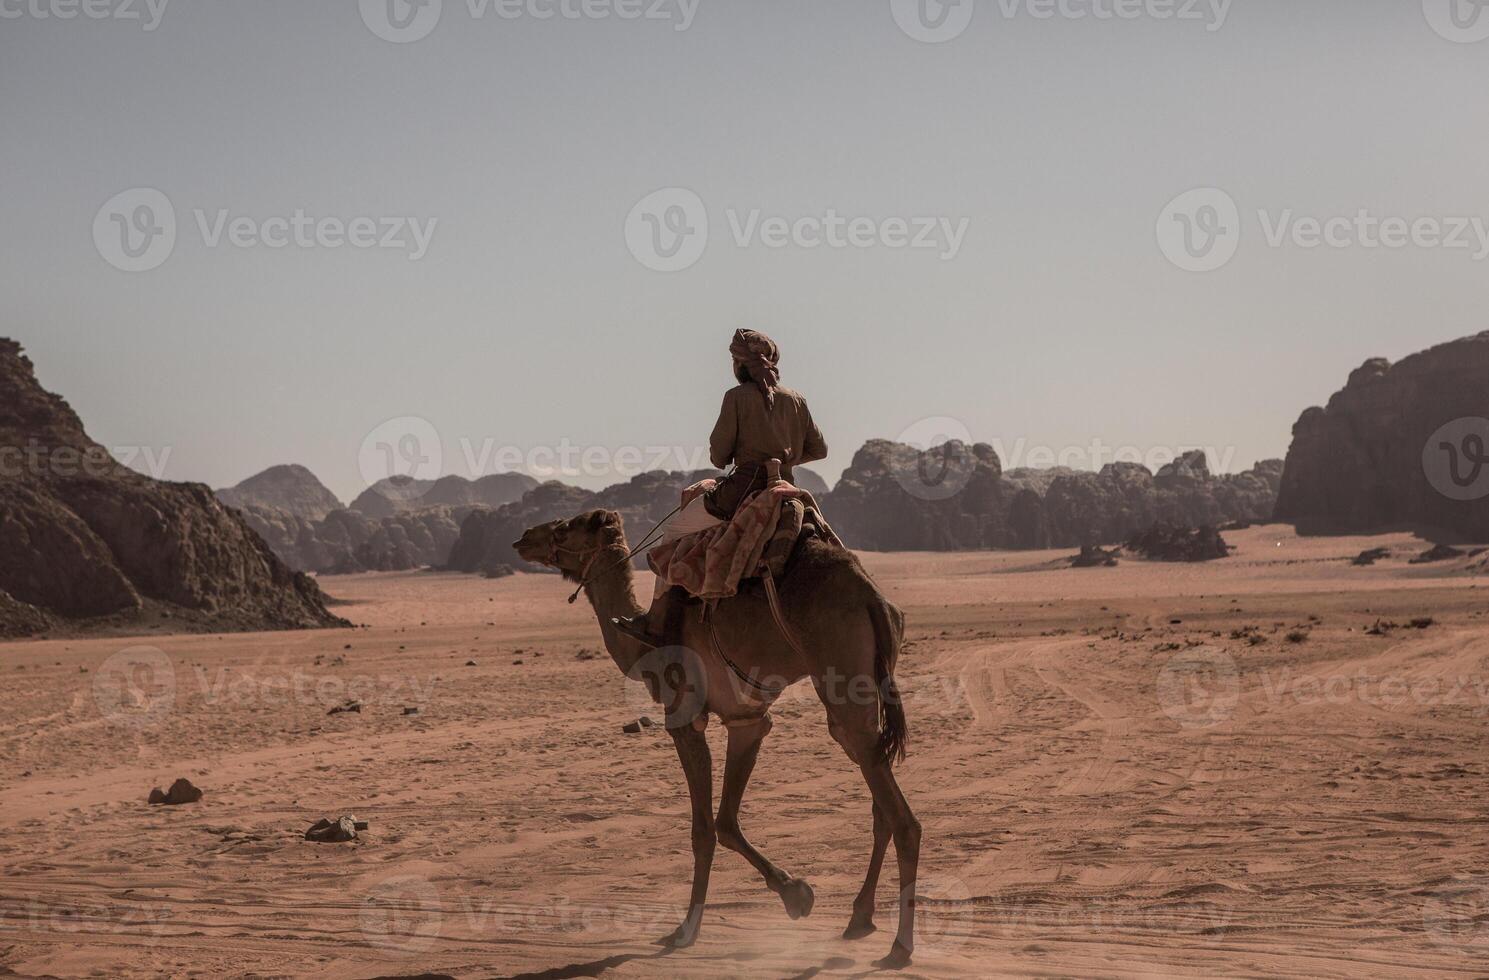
[613,329,827,648]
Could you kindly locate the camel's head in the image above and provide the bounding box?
[513,510,625,581]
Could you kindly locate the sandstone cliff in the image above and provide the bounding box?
[0,339,346,637]
[1274,332,1489,541]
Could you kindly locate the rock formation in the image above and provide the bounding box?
[0,338,346,637]
[349,473,539,518]
[217,464,343,521]
[1274,332,1489,541]
[827,440,1281,552]
[1126,524,1231,562]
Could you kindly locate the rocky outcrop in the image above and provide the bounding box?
[217,464,343,521]
[827,440,1281,552]
[349,473,538,519]
[1274,332,1489,541]
[231,502,467,574]
[0,338,346,636]
[1126,524,1231,562]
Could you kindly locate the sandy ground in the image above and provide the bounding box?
[2,525,1487,979]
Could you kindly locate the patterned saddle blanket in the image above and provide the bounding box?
[647,481,841,600]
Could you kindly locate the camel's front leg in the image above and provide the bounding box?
[657,724,715,949]
[716,716,815,920]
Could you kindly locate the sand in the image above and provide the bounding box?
[1,526,1487,978]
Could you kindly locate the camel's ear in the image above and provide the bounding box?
[587,511,610,532]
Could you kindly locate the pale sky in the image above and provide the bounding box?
[4,0,1486,503]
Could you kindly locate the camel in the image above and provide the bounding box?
[513,508,922,968]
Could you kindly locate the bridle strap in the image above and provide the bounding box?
[552,503,686,604]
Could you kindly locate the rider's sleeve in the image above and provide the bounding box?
[709,390,738,469]
[800,400,828,464]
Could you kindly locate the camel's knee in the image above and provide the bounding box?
[715,817,744,854]
[892,815,922,856]
[691,816,717,856]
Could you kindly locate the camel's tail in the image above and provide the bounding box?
[871,597,908,765]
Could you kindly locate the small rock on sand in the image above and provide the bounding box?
[148,778,203,806]
[304,815,364,843]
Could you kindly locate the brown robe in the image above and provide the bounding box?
[704,383,827,520]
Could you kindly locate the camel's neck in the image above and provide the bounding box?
[580,544,648,675]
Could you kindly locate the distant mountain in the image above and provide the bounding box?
[217,464,343,521]
[793,466,830,496]
[826,439,1282,552]
[234,502,472,575]
[1274,332,1489,540]
[349,472,539,518]
[0,339,345,637]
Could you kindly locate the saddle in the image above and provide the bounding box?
[648,463,842,602]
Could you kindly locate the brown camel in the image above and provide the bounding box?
[514,509,922,969]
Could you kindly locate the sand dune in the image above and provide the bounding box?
[2,526,1487,978]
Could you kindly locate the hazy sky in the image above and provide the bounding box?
[4,0,1487,502]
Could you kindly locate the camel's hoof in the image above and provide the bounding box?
[654,921,699,949]
[842,918,877,940]
[779,878,815,920]
[874,942,913,970]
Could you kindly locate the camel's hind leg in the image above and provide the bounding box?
[816,679,920,969]
[843,801,889,939]
[860,759,920,969]
[715,716,815,920]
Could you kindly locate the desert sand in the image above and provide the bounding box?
[2,525,1486,978]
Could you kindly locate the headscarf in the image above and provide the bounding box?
[729,329,781,409]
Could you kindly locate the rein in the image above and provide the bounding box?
[555,502,684,603]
